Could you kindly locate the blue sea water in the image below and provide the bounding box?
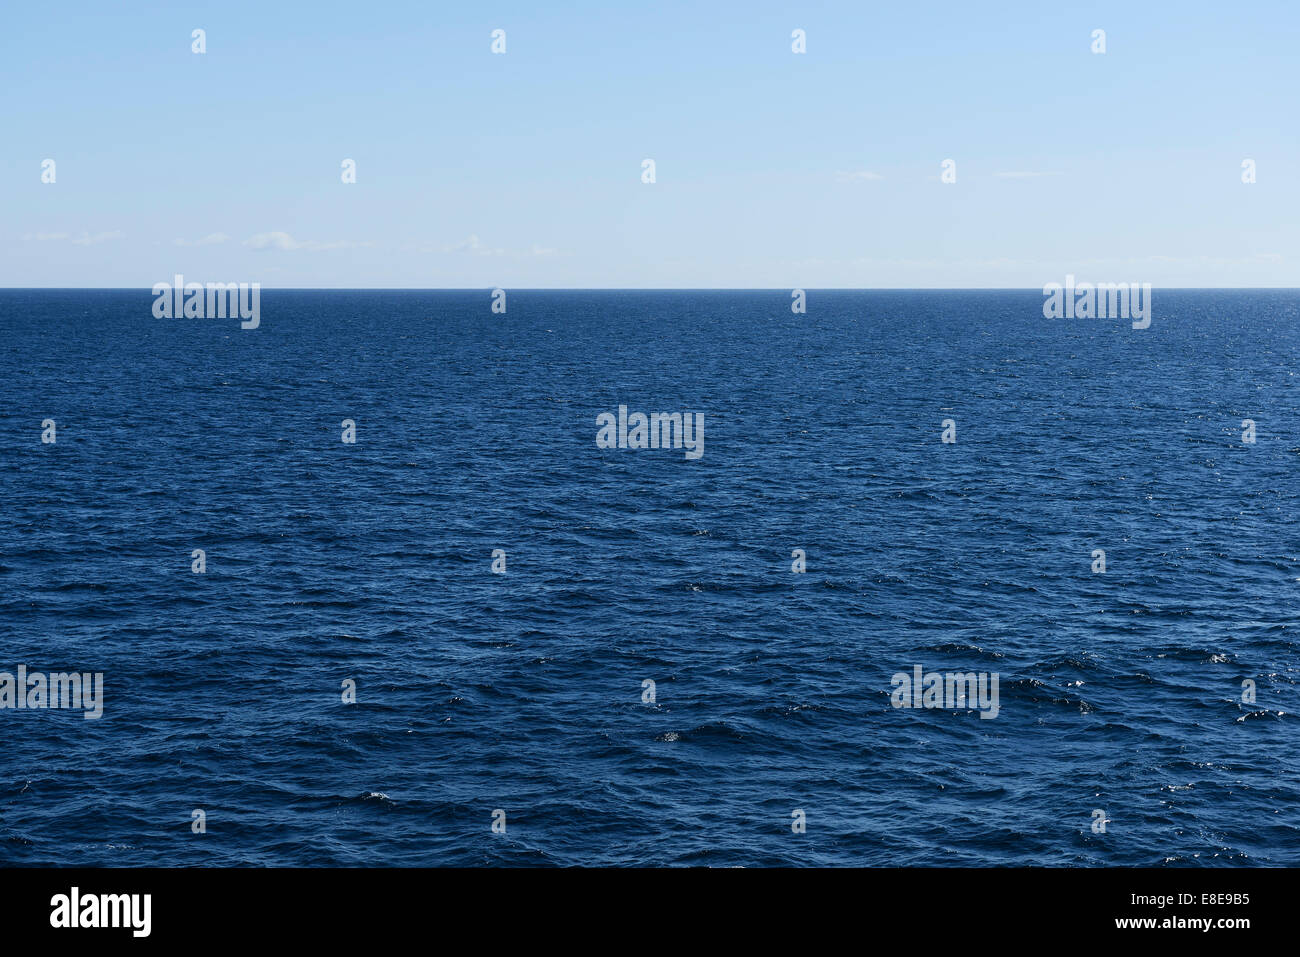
[1,288,1297,867]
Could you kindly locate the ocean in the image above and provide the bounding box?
[1,288,1297,866]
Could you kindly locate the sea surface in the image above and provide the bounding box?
[1,288,1297,867]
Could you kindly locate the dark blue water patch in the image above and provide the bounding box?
[0,289,1297,866]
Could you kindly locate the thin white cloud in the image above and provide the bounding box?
[377,232,570,259]
[174,232,230,247]
[426,235,562,257]
[440,234,503,255]
[244,231,370,251]
[22,230,124,244]
[71,230,126,245]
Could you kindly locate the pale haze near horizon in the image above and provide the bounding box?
[3,0,1297,289]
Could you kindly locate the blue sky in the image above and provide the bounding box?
[3,0,1297,287]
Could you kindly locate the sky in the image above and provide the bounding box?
[2,0,1297,288]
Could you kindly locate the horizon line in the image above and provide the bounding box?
[2,286,1298,293]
